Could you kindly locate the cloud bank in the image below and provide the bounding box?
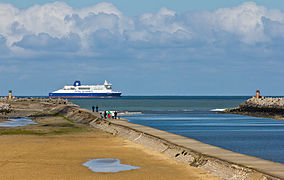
[0,1,283,60]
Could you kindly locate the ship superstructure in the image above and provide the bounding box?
[49,80,121,98]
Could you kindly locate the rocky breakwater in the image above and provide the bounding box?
[0,97,73,116]
[224,97,284,120]
[0,102,12,114]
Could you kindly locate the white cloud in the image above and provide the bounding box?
[139,7,186,34]
[76,2,122,18]
[0,1,283,58]
[13,33,80,52]
[212,2,268,43]
[17,2,73,37]
[262,17,284,38]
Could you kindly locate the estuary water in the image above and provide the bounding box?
[0,117,36,127]
[68,96,284,164]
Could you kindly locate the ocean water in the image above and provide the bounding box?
[69,96,248,111]
[68,96,284,164]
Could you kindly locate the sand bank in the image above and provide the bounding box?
[0,131,220,179]
[0,99,219,180]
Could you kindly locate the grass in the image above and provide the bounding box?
[0,100,91,136]
[0,112,87,135]
[0,129,46,135]
[63,116,73,122]
[0,126,84,135]
[51,127,84,134]
[42,123,76,127]
[50,112,73,123]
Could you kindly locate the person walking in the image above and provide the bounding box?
[96,105,99,112]
[104,111,107,119]
[92,106,95,112]
[107,111,111,119]
[114,111,117,119]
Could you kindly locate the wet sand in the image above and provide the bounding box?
[0,119,9,122]
[0,110,219,180]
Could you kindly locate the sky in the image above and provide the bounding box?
[0,1,283,96]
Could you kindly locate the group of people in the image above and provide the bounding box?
[91,105,118,119]
[103,110,118,119]
[91,105,99,112]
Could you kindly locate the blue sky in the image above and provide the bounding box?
[0,1,283,96]
[2,0,284,15]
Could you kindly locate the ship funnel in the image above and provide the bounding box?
[73,81,81,87]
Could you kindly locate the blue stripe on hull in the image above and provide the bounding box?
[49,93,121,98]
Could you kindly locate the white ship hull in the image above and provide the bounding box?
[49,80,122,98]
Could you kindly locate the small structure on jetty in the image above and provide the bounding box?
[254,90,261,99]
[8,90,12,99]
[224,95,284,120]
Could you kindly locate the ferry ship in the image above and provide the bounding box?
[49,80,122,98]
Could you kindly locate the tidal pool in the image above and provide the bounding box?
[0,117,36,127]
[83,159,140,173]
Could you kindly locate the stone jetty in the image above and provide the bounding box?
[0,97,73,117]
[224,97,284,120]
[0,97,70,105]
[0,102,12,114]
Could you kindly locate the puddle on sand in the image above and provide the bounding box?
[0,117,36,127]
[83,159,140,173]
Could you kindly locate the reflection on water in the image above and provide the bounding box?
[0,117,36,127]
[83,159,140,173]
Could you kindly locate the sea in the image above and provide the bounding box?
[67,96,284,164]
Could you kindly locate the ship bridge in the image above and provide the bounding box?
[104,80,112,90]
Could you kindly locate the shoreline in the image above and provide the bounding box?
[1,98,284,179]
[56,104,284,180]
[222,111,284,121]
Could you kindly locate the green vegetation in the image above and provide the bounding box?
[0,112,88,135]
[42,123,76,127]
[0,126,84,135]
[50,126,84,134]
[0,129,45,135]
[63,116,73,122]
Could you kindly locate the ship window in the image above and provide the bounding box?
[78,87,90,90]
[93,87,103,90]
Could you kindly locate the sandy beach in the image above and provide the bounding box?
[0,100,219,180]
[0,132,220,179]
